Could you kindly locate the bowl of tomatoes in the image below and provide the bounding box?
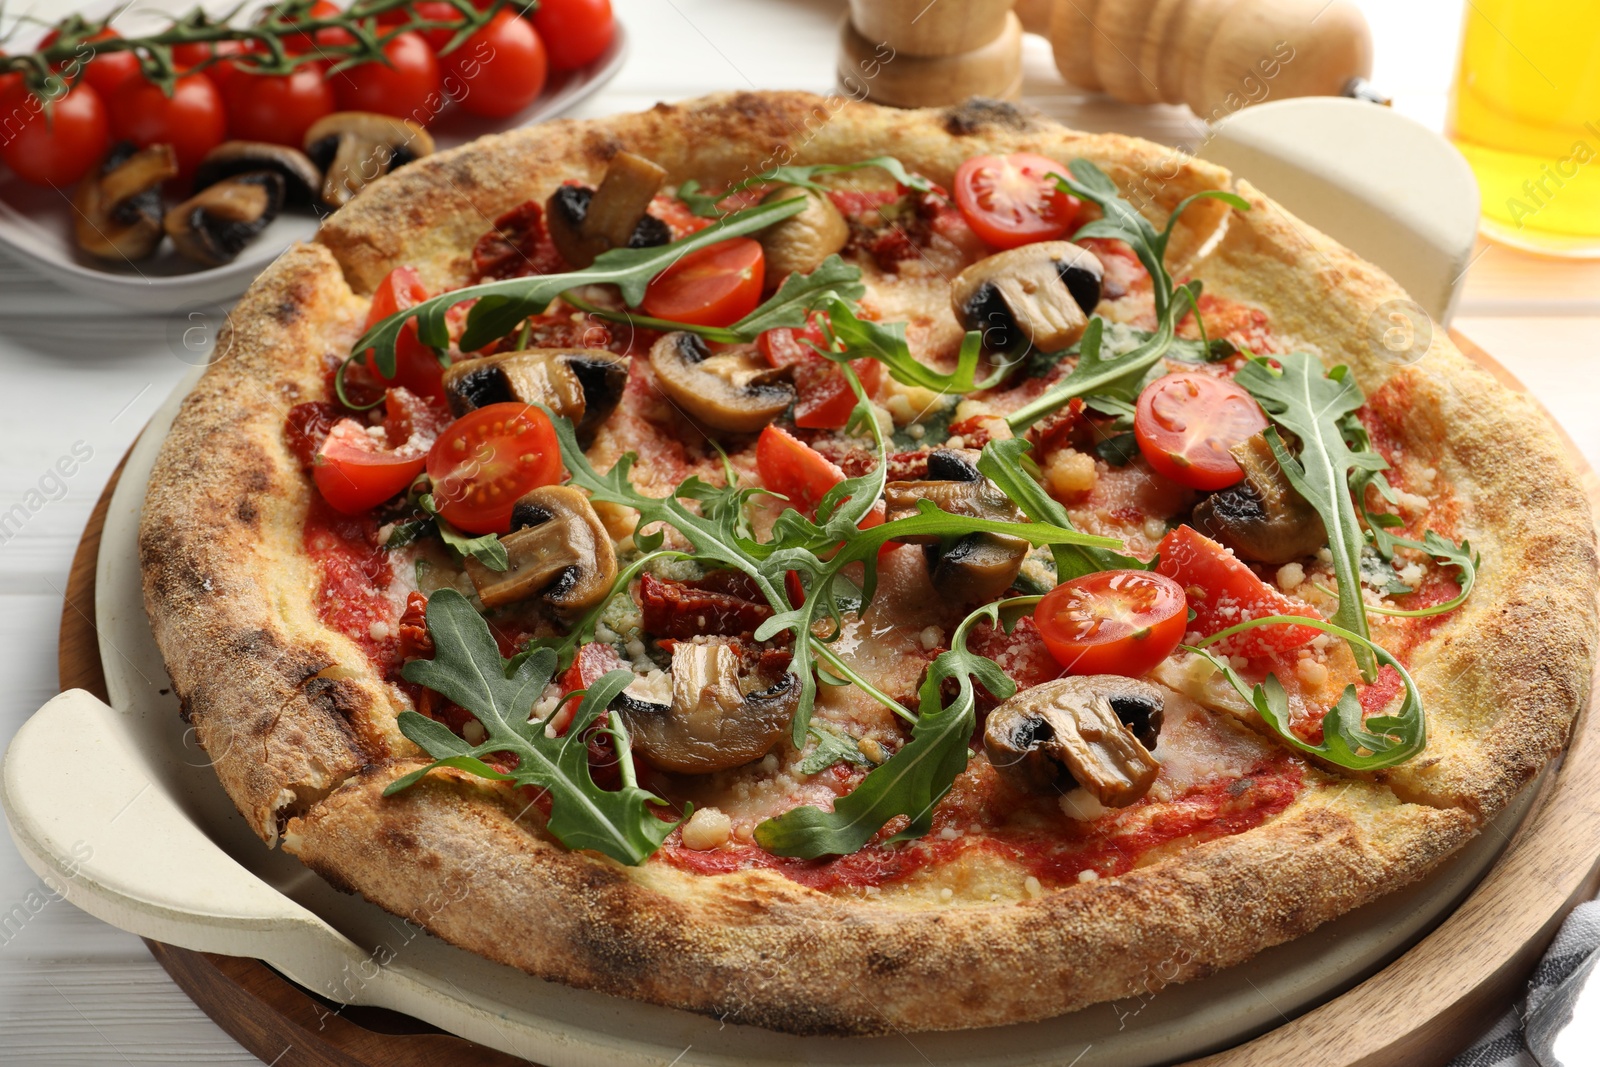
[0,0,624,312]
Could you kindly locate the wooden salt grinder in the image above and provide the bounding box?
[839,0,1024,108]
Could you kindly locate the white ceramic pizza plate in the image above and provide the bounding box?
[0,2,628,313]
[1,97,1496,1066]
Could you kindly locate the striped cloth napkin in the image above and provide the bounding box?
[1449,902,1600,1067]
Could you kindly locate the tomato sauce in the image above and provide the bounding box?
[304,497,400,671]
[657,755,1303,890]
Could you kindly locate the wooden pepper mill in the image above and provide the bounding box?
[1046,0,1373,119]
[839,0,1024,108]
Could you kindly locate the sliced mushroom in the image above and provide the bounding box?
[885,449,1029,603]
[163,171,286,267]
[1192,433,1327,564]
[615,639,799,774]
[72,142,179,261]
[193,141,321,209]
[983,676,1165,807]
[951,241,1105,354]
[462,486,617,611]
[648,332,795,434]
[757,184,848,278]
[546,150,670,268]
[442,348,628,443]
[304,112,435,210]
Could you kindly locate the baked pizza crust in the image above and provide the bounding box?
[139,91,1598,1033]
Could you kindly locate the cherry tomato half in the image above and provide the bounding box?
[1034,570,1188,677]
[953,152,1082,250]
[443,10,547,118]
[532,0,615,71]
[224,65,336,146]
[361,265,448,401]
[1155,525,1321,658]
[758,313,883,430]
[1133,371,1269,491]
[755,425,884,526]
[426,403,563,534]
[110,73,228,180]
[313,417,427,515]
[642,238,764,328]
[333,31,441,124]
[0,79,109,187]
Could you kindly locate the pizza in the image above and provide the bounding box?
[138,91,1599,1036]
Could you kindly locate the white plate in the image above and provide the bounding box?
[0,16,628,312]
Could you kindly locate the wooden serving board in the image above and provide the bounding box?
[55,332,1600,1067]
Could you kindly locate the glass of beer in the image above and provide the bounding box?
[1447,0,1600,257]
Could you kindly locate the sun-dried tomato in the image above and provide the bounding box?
[471,199,569,281]
[638,572,774,640]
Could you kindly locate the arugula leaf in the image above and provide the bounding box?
[384,517,433,549]
[676,156,932,218]
[346,197,810,398]
[755,598,1031,858]
[1183,613,1425,769]
[815,297,1003,395]
[977,437,1145,580]
[1095,431,1141,467]
[1315,532,1479,619]
[560,254,866,345]
[799,723,872,775]
[1234,354,1380,677]
[417,494,507,571]
[1004,291,1185,433]
[1054,161,1250,322]
[385,590,679,865]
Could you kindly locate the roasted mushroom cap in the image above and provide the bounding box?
[615,639,799,774]
[164,171,286,267]
[757,184,848,278]
[983,675,1165,807]
[951,241,1104,354]
[1193,433,1327,564]
[72,142,179,261]
[546,150,669,268]
[885,449,1029,603]
[462,486,617,611]
[442,348,628,443]
[304,112,434,210]
[193,141,321,209]
[648,332,796,434]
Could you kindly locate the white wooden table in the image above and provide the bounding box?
[1,0,1596,1062]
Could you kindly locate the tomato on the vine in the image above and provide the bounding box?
[393,0,469,52]
[1034,570,1188,677]
[953,152,1082,250]
[110,73,228,179]
[531,0,615,71]
[1155,525,1321,658]
[360,265,448,402]
[442,10,547,118]
[333,30,441,123]
[224,65,336,146]
[276,0,344,54]
[1133,371,1269,491]
[38,28,142,97]
[641,238,764,328]
[0,79,109,187]
[173,38,255,93]
[426,403,564,534]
